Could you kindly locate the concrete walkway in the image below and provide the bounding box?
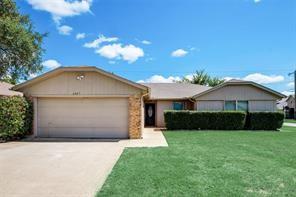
[122,128,168,148]
[284,123,296,127]
[0,128,167,197]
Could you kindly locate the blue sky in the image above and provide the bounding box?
[18,0,295,95]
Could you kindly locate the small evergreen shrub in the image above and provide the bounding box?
[248,112,284,130]
[0,96,33,141]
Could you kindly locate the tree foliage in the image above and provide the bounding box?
[0,96,33,141]
[0,0,45,84]
[180,70,225,87]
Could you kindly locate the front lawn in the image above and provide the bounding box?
[285,119,296,124]
[98,126,296,196]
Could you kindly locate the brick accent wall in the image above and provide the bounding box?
[128,94,142,139]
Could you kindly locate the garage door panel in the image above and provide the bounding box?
[38,114,128,127]
[38,127,126,138]
[37,98,129,138]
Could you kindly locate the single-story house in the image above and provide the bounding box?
[0,81,23,96]
[277,95,295,118]
[12,66,285,139]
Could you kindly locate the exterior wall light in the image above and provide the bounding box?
[76,74,85,80]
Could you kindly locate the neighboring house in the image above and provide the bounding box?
[12,66,285,139]
[277,95,295,118]
[0,81,23,96]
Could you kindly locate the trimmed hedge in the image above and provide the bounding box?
[164,111,246,130]
[164,111,284,131]
[0,96,33,141]
[248,112,284,130]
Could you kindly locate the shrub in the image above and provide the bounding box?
[164,111,246,130]
[0,96,33,141]
[248,112,284,130]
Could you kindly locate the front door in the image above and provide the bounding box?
[145,103,155,127]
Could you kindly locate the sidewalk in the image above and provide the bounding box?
[284,123,296,127]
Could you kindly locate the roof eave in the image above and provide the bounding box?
[12,66,148,92]
[193,81,286,100]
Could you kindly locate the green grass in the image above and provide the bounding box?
[98,126,296,197]
[285,119,296,124]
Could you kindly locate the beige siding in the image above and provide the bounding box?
[37,98,129,138]
[196,85,279,101]
[154,100,194,127]
[196,101,224,111]
[249,101,277,112]
[156,101,173,127]
[287,96,295,108]
[20,71,142,96]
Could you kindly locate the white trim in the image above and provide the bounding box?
[33,97,38,137]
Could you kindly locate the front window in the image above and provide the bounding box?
[173,102,184,110]
[237,101,248,111]
[225,101,236,111]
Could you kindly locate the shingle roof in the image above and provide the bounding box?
[0,81,23,96]
[141,83,211,100]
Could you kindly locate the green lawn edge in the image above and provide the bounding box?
[97,126,296,197]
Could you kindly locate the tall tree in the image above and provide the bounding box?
[0,0,45,84]
[180,70,225,87]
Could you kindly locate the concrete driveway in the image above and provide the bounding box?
[0,128,167,197]
[0,140,124,197]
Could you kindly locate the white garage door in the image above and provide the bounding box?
[37,98,129,138]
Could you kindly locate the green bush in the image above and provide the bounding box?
[0,96,33,141]
[248,112,284,130]
[164,110,284,131]
[164,111,246,130]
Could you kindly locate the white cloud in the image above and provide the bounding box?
[137,75,181,83]
[58,25,73,35]
[76,33,86,40]
[224,77,237,81]
[42,59,61,69]
[96,44,144,63]
[26,0,93,23]
[282,91,294,96]
[145,57,154,62]
[108,61,116,64]
[142,40,151,45]
[171,49,188,57]
[84,35,119,48]
[288,82,294,88]
[29,73,37,79]
[254,0,261,3]
[243,73,284,84]
[225,73,284,84]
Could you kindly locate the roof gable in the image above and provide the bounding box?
[12,66,148,91]
[193,80,285,100]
